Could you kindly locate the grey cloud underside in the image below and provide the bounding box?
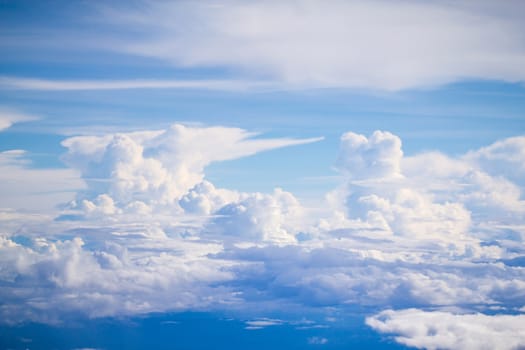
[1,124,525,349]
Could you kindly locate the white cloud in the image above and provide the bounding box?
[1,123,524,350]
[0,76,275,91]
[101,0,525,90]
[0,234,235,324]
[60,124,321,214]
[308,337,328,345]
[402,144,525,225]
[329,131,525,245]
[465,136,525,186]
[179,181,239,215]
[366,309,525,350]
[0,108,36,131]
[0,150,84,211]
[331,131,472,241]
[205,188,303,244]
[245,318,283,330]
[335,130,403,181]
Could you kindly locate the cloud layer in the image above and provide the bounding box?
[1,125,524,349]
[102,0,525,90]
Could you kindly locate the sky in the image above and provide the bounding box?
[1,0,525,349]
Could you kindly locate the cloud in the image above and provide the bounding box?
[308,337,328,345]
[329,131,525,243]
[0,108,79,211]
[0,150,84,211]
[335,130,403,181]
[100,0,525,90]
[1,124,524,350]
[60,124,322,214]
[179,181,239,215]
[0,234,235,324]
[0,108,36,131]
[0,76,275,91]
[366,309,525,350]
[205,188,303,244]
[465,136,525,186]
[245,318,283,330]
[331,131,472,240]
[402,145,525,224]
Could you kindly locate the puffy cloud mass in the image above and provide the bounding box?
[331,131,525,243]
[61,124,320,215]
[366,309,525,350]
[1,125,525,350]
[205,188,303,244]
[335,130,403,180]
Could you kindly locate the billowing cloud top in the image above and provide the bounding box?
[61,124,321,210]
[1,1,524,348]
[1,125,525,350]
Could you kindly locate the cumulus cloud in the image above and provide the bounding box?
[60,124,321,215]
[403,140,525,225]
[205,188,303,244]
[335,130,403,180]
[465,136,525,186]
[330,131,473,241]
[0,234,234,324]
[179,180,239,216]
[329,131,525,246]
[1,125,525,350]
[366,309,525,350]
[100,0,525,90]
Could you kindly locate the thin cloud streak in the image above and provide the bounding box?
[0,76,277,91]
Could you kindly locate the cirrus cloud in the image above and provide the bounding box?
[101,0,525,90]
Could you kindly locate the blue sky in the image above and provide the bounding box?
[1,1,525,349]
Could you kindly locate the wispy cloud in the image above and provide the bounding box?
[99,0,525,90]
[0,76,276,91]
[0,149,84,211]
[245,318,283,330]
[0,107,37,131]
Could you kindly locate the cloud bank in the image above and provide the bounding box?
[1,125,524,349]
[101,0,525,90]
